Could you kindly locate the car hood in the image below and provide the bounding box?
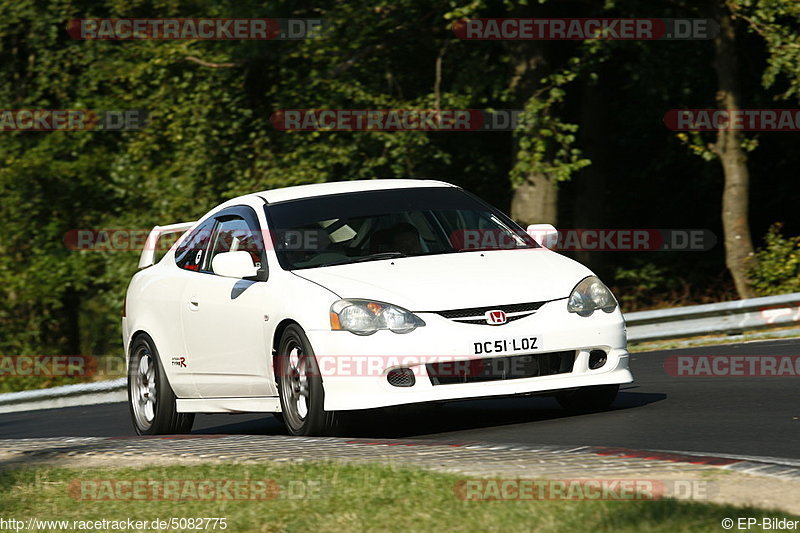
[292,249,594,311]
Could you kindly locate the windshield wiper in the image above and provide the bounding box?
[350,251,407,263]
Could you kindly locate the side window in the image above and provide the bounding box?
[175,219,215,272]
[208,216,264,273]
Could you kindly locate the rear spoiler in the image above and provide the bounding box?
[138,221,196,269]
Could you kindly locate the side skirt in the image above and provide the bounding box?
[176,397,281,413]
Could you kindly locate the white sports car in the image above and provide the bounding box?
[123,179,632,436]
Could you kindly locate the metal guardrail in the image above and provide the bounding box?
[0,378,126,414]
[625,292,800,342]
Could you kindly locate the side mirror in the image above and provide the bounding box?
[526,224,559,250]
[212,251,258,279]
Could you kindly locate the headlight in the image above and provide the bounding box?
[330,299,426,335]
[567,276,617,316]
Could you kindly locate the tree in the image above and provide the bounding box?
[711,2,757,298]
[0,0,513,356]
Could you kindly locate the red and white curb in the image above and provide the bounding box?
[0,435,798,481]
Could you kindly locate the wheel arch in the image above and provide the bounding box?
[126,330,175,388]
[272,319,302,358]
[126,329,151,368]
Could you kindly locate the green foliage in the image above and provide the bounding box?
[446,0,598,186]
[731,0,800,101]
[749,223,800,296]
[510,58,593,186]
[677,1,800,167]
[611,262,738,312]
[612,263,673,311]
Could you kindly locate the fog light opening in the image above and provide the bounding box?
[387,368,416,387]
[588,350,607,370]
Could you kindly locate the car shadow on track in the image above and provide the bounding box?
[191,388,665,438]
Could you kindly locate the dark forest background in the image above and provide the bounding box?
[1,0,799,357]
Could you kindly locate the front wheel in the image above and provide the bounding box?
[128,334,194,435]
[275,325,338,436]
[556,384,620,412]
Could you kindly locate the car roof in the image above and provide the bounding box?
[253,178,456,204]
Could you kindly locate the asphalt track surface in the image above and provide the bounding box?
[1,340,798,459]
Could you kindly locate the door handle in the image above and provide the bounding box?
[188,296,200,311]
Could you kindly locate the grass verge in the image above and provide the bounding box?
[0,462,794,533]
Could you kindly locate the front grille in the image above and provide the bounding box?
[426,351,575,385]
[436,302,545,319]
[431,301,546,325]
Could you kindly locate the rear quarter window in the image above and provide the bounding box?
[174,219,215,272]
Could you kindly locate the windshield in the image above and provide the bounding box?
[265,186,538,270]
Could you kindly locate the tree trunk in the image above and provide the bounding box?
[510,172,558,226]
[508,34,557,226]
[712,5,756,298]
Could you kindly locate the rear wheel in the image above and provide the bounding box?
[275,325,338,436]
[556,384,619,412]
[128,334,194,435]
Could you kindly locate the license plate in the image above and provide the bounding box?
[473,336,538,356]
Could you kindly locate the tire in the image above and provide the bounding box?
[556,384,620,412]
[128,334,194,435]
[275,324,338,436]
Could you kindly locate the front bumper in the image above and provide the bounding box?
[306,298,632,411]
